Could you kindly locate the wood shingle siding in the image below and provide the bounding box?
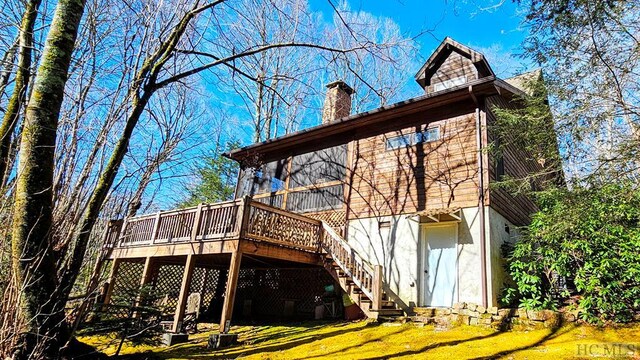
[485,95,541,226]
[427,51,479,93]
[347,112,480,218]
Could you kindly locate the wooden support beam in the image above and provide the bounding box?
[219,249,242,333]
[133,257,155,318]
[102,258,122,307]
[140,256,155,286]
[172,254,196,333]
[371,265,383,311]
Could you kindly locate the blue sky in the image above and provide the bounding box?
[312,0,532,77]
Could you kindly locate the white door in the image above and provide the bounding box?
[421,224,458,307]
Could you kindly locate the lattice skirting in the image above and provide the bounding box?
[108,262,338,321]
[235,268,338,320]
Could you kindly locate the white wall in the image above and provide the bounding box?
[346,206,488,310]
[486,207,518,306]
[347,214,419,309]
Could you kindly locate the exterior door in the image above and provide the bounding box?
[421,224,458,307]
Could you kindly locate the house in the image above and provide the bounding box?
[101,37,551,335]
[227,37,546,309]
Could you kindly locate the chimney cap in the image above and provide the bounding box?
[326,80,354,95]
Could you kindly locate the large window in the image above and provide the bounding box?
[385,127,440,150]
[289,145,347,188]
[286,184,343,213]
[237,145,348,213]
[238,159,288,197]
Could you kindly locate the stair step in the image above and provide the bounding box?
[375,309,404,317]
[381,300,395,307]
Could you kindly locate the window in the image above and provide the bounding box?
[286,184,343,213]
[385,134,413,150]
[386,127,440,150]
[433,76,466,91]
[417,127,440,143]
[237,159,288,197]
[289,145,347,188]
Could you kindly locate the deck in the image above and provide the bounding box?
[102,197,396,335]
[107,197,323,264]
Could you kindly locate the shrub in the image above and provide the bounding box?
[502,183,640,323]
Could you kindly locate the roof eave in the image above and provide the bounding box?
[228,76,499,162]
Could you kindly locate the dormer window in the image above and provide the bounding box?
[414,37,495,94]
[433,76,466,92]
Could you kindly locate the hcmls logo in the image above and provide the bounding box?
[577,343,638,357]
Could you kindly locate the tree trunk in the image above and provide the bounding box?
[9,0,86,358]
[0,0,41,183]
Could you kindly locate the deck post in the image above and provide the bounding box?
[134,257,155,317]
[150,212,161,244]
[102,258,122,308]
[372,265,383,310]
[219,249,243,333]
[172,254,196,333]
[190,203,204,241]
[237,196,252,239]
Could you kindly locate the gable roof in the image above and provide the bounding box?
[504,69,543,96]
[414,37,495,88]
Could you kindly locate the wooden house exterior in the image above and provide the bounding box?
[228,37,548,310]
[101,37,553,335]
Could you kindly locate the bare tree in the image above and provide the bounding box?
[2,0,407,357]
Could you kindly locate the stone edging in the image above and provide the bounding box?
[411,303,580,330]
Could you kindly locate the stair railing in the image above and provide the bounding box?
[319,222,382,310]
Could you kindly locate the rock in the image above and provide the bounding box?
[517,308,529,319]
[454,315,471,326]
[527,309,556,321]
[470,317,479,325]
[498,308,515,317]
[476,306,486,314]
[561,312,576,322]
[412,316,434,324]
[435,308,451,316]
[467,303,478,311]
[414,308,436,317]
[453,302,466,310]
[488,306,499,315]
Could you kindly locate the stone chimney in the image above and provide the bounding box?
[322,80,354,124]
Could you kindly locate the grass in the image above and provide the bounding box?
[78,320,640,359]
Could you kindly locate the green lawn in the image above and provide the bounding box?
[79,320,640,359]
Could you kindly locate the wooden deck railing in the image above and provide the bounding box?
[244,201,322,251]
[319,222,383,310]
[110,197,383,310]
[117,199,242,247]
[114,197,322,251]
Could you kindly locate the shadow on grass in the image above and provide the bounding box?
[152,321,378,360]
[359,312,571,360]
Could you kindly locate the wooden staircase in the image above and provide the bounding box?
[319,223,404,319]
